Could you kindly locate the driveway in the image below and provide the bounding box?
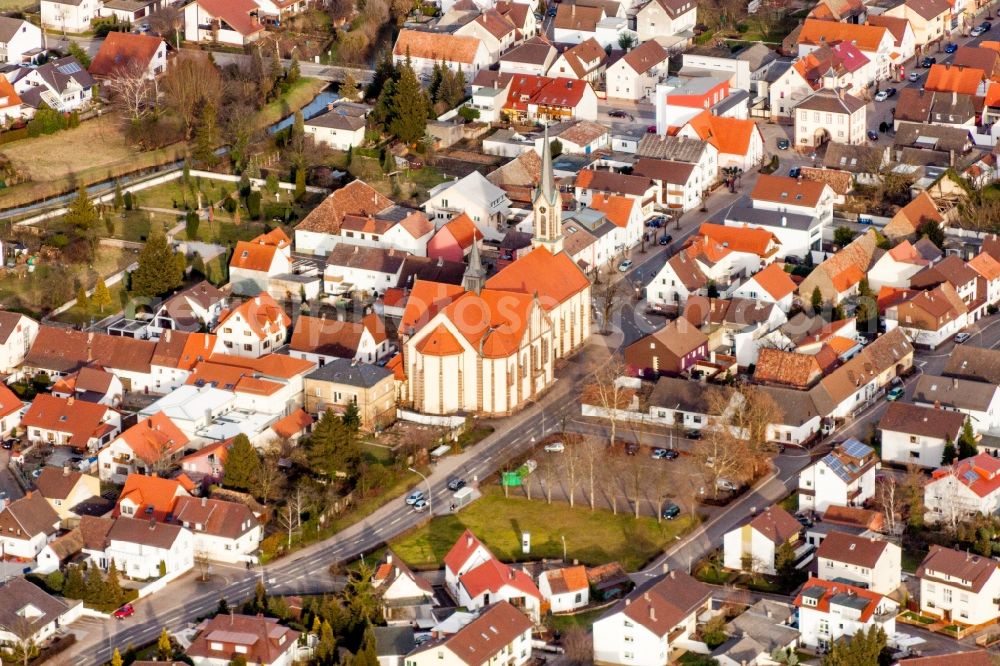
[0,450,24,504]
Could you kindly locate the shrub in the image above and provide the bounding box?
[247,190,262,219]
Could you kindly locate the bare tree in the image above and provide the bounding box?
[538,454,560,504]
[647,465,675,523]
[162,52,222,139]
[594,263,624,335]
[726,385,784,476]
[578,436,604,510]
[107,60,155,123]
[691,388,749,493]
[622,454,646,519]
[561,442,583,508]
[194,550,211,581]
[147,4,183,47]
[599,451,623,515]
[874,476,902,537]
[8,615,39,666]
[561,627,593,666]
[586,359,631,447]
[254,451,287,502]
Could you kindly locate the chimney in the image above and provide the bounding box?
[254,296,261,306]
[165,329,172,343]
[781,216,787,227]
[149,517,157,529]
[67,396,75,406]
[466,533,473,548]
[662,562,670,574]
[649,606,656,622]
[201,496,207,507]
[63,465,70,476]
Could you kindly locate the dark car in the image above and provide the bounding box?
[658,234,673,245]
[784,255,801,266]
[983,20,993,31]
[446,477,466,491]
[1,438,15,450]
[685,429,702,440]
[945,42,958,53]
[776,137,790,150]
[867,130,879,141]
[662,503,681,520]
[547,6,556,15]
[608,110,628,118]
[920,56,937,68]
[788,167,801,178]
[646,218,663,228]
[625,442,639,455]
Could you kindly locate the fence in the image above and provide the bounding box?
[397,409,466,428]
[45,261,137,319]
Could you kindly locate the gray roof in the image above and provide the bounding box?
[636,134,710,162]
[712,636,767,664]
[915,374,999,412]
[0,17,29,42]
[648,376,732,414]
[306,357,393,388]
[761,59,793,83]
[943,345,1000,385]
[823,143,887,174]
[373,626,416,657]
[306,109,366,131]
[499,38,554,65]
[758,385,824,427]
[894,121,972,154]
[734,43,778,71]
[16,57,94,98]
[796,89,865,115]
[0,578,71,635]
[726,606,799,652]
[713,89,750,116]
[724,204,817,231]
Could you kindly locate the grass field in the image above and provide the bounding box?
[256,78,328,128]
[52,278,129,326]
[390,486,696,572]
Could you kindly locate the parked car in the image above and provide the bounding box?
[647,125,657,133]
[412,498,429,512]
[659,448,679,460]
[972,25,987,36]
[544,441,565,453]
[1,439,15,450]
[945,42,958,53]
[874,88,896,102]
[659,233,673,245]
[618,259,634,272]
[625,442,639,456]
[646,218,663,228]
[608,110,628,118]
[776,138,790,150]
[547,6,556,15]
[662,503,681,520]
[784,255,801,266]
[981,20,993,31]
[446,477,466,491]
[886,386,905,401]
[920,56,936,68]
[651,448,670,460]
[795,511,814,528]
[405,490,425,505]
[955,332,972,344]
[788,167,801,178]
[113,604,135,620]
[867,130,879,141]
[908,71,921,82]
[685,429,702,440]
[716,478,738,492]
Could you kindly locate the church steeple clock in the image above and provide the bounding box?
[531,126,564,254]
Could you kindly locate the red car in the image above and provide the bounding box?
[113,604,135,620]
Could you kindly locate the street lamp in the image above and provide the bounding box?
[408,467,432,515]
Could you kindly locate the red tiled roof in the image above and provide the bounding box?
[20,395,112,450]
[931,453,1000,498]
[192,0,263,36]
[270,409,313,440]
[460,557,541,600]
[684,110,760,156]
[115,474,191,521]
[115,413,189,466]
[89,32,163,78]
[793,577,887,621]
[750,263,796,300]
[215,293,290,342]
[485,246,590,311]
[444,529,488,575]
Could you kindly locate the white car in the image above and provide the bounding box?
[874,90,889,102]
[618,259,633,272]
[716,478,738,492]
[405,490,425,505]
[543,442,565,453]
[972,25,987,36]
[412,498,429,512]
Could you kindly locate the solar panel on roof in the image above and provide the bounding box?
[57,62,81,74]
[964,470,980,483]
[841,438,873,459]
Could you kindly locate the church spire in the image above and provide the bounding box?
[531,125,563,254]
[462,235,486,294]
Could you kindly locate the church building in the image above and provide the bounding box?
[400,132,592,415]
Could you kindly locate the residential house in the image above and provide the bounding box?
[795,89,867,148]
[214,293,290,358]
[443,530,542,622]
[453,9,520,62]
[0,492,60,559]
[866,14,916,65]
[424,172,511,241]
[392,29,491,80]
[893,121,973,168]
[172,495,261,563]
[632,158,701,212]
[229,228,293,296]
[823,143,889,186]
[883,191,945,241]
[20,394,121,452]
[769,42,874,122]
[182,0,263,46]
[144,281,228,340]
[427,213,484,263]
[943,345,1000,385]
[816,532,902,594]
[0,311,37,373]
[753,348,824,389]
[645,375,732,430]
[796,20,895,81]
[11,56,93,114]
[867,239,940,291]
[303,359,396,431]
[182,352,314,420]
[179,439,233,483]
[34,467,101,521]
[97,412,189,484]
[794,577,898,651]
[885,282,969,348]
[623,317,708,377]
[574,169,657,219]
[592,571,711,666]
[89,32,167,80]
[290,314,389,366]
[543,119,610,155]
[606,40,669,102]
[0,578,81,651]
[374,626,416,666]
[798,438,878,513]
[402,602,533,666]
[41,0,99,32]
[303,102,368,150]
[917,545,1000,626]
[924,64,987,97]
[879,402,967,468]
[106,516,193,579]
[0,384,23,437]
[677,111,763,172]
[523,76,599,122]
[893,88,976,129]
[909,254,981,318]
[185,613,300,666]
[0,17,42,65]
[323,245,406,297]
[728,174,834,259]
[21,327,157,390]
[925,453,1000,526]
[637,133,719,193]
[499,37,557,76]
[731,263,797,312]
[552,3,605,45]
[114,473,193,521]
[373,549,435,627]
[914,374,1000,435]
[539,565,590,613]
[36,526,85,573]
[51,366,123,406]
[587,193,643,249]
[883,0,951,48]
[149,332,223,393]
[714,600,800,666]
[294,180,394,256]
[682,295,788,367]
[635,0,697,44]
[798,229,880,305]
[969,251,1000,309]
[723,506,803,575]
[546,38,607,84]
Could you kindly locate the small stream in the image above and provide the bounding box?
[268,88,340,134]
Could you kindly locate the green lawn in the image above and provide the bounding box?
[391,486,696,572]
[546,608,606,633]
[256,78,329,128]
[902,548,927,573]
[52,279,129,326]
[779,492,798,513]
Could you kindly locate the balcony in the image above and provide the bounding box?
[112,455,132,465]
